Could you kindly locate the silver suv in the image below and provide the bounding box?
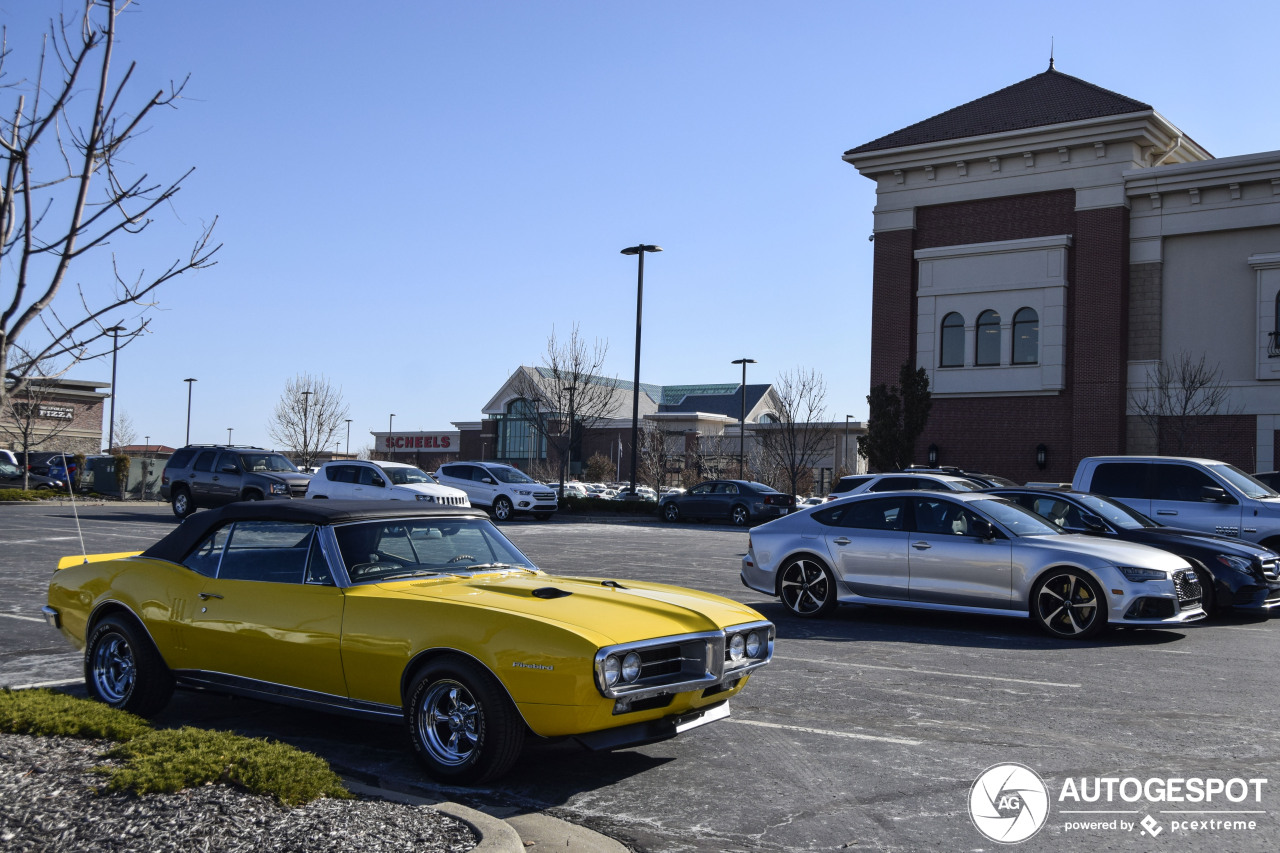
[433,461,557,521]
[161,445,312,518]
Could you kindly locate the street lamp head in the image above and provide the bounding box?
[620,244,663,255]
[731,358,757,366]
[184,377,197,383]
[105,325,125,334]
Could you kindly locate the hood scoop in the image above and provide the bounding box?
[532,587,573,600]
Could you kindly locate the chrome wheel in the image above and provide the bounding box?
[663,502,681,522]
[417,680,481,767]
[493,496,513,521]
[171,490,193,518]
[779,557,836,617]
[1034,571,1105,639]
[90,633,136,704]
[731,505,750,527]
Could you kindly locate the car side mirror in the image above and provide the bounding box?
[971,518,996,540]
[1201,486,1235,504]
[221,464,239,474]
[1078,513,1108,532]
[482,477,494,484]
[372,476,386,488]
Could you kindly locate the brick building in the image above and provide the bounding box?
[845,63,1280,483]
[1,379,109,457]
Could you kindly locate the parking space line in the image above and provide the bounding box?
[4,678,80,690]
[730,718,923,746]
[774,655,1080,688]
[0,613,45,623]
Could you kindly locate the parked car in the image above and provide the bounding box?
[160,445,312,518]
[799,496,825,507]
[0,449,16,466]
[899,465,1019,487]
[660,480,795,526]
[1254,471,1280,491]
[825,471,984,501]
[44,501,773,783]
[306,460,469,506]
[1072,456,1280,551]
[15,450,75,479]
[0,458,62,490]
[989,487,1280,615]
[741,491,1204,639]
[433,461,558,521]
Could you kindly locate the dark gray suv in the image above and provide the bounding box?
[160,445,312,518]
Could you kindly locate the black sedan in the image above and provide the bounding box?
[989,487,1280,615]
[661,480,795,526]
[0,459,63,489]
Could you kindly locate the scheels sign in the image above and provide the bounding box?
[382,432,456,453]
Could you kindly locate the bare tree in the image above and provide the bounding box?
[511,325,621,494]
[0,357,75,488]
[683,433,734,486]
[0,1,220,412]
[109,410,136,451]
[755,368,832,497]
[267,373,350,469]
[636,421,683,491]
[1132,351,1240,456]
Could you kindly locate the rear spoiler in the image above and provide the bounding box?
[57,552,144,570]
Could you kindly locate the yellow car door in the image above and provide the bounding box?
[180,520,348,698]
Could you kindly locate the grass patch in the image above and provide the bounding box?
[0,488,44,501]
[0,688,150,741]
[102,727,352,806]
[0,689,350,806]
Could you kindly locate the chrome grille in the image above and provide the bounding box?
[1173,569,1202,608]
[1260,558,1279,581]
[533,491,556,501]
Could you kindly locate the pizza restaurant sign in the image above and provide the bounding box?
[381,432,457,453]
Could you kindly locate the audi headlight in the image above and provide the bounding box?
[745,631,763,658]
[1117,566,1167,582]
[602,655,621,687]
[1214,554,1252,574]
[728,633,746,661]
[621,652,642,683]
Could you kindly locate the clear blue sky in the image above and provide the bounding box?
[6,0,1278,453]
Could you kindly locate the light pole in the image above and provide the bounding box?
[183,378,197,444]
[300,390,313,466]
[732,358,756,479]
[620,243,662,494]
[345,419,352,457]
[227,427,233,445]
[104,326,125,452]
[844,414,853,476]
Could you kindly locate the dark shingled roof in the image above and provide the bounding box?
[845,66,1152,157]
[658,384,770,418]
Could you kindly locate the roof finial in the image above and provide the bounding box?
[1049,37,1055,70]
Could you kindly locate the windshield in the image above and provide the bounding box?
[973,498,1063,537]
[1208,463,1279,500]
[386,466,434,485]
[1071,493,1158,530]
[335,518,537,583]
[490,466,538,485]
[239,453,300,473]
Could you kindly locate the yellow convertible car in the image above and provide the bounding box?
[43,502,773,783]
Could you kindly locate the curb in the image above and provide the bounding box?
[342,779,523,852]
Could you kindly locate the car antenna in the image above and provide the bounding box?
[62,453,88,562]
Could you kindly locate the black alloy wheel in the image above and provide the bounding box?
[778,556,838,617]
[1032,570,1107,639]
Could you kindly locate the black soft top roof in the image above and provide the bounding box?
[141,500,486,564]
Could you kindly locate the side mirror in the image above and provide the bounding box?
[1079,513,1108,532]
[971,518,996,540]
[221,464,239,474]
[1201,486,1235,504]
[482,477,494,484]
[372,476,386,488]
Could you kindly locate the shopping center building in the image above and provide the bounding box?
[845,62,1280,483]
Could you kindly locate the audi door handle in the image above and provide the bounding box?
[912,541,931,550]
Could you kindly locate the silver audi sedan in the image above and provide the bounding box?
[740,491,1205,639]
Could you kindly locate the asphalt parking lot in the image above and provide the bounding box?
[3,502,1279,852]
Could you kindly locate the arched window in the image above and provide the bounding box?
[1012,307,1039,364]
[975,310,1001,366]
[499,398,542,459]
[939,312,965,367]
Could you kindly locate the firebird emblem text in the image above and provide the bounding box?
[513,661,554,671]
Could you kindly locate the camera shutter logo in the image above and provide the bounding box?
[969,763,1050,843]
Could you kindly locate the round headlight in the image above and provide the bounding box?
[621,652,642,682]
[745,631,763,658]
[728,633,745,661]
[602,655,621,686]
